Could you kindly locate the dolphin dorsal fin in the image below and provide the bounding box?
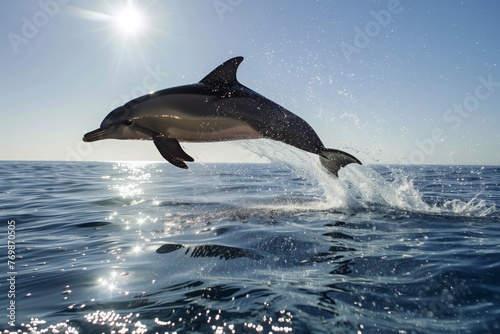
[200,56,244,88]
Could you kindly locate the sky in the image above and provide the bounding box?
[1,0,499,165]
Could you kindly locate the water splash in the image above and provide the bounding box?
[238,140,497,218]
[438,194,496,217]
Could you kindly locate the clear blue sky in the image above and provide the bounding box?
[1,0,499,165]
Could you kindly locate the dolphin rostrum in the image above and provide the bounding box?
[83,57,361,176]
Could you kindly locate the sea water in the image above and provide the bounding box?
[0,153,499,333]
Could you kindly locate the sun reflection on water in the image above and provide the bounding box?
[111,162,153,199]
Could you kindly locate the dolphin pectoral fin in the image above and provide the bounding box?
[158,137,194,161]
[319,149,362,177]
[153,137,194,169]
[200,56,243,87]
[154,139,188,169]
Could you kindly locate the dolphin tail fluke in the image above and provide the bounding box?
[319,148,361,177]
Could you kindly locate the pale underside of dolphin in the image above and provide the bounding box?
[83,57,361,176]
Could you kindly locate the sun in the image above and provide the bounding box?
[68,1,157,79]
[113,3,144,35]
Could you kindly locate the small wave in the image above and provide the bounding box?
[76,221,113,228]
[437,195,496,217]
[93,196,144,207]
[156,243,264,260]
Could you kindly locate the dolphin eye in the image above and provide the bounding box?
[124,119,133,126]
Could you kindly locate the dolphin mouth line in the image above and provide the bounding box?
[83,127,111,142]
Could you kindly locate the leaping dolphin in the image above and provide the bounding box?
[83,57,361,176]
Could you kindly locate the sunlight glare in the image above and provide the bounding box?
[114,4,144,35]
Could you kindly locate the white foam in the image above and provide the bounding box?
[237,140,496,217]
[438,195,496,217]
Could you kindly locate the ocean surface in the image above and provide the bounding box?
[1,153,499,333]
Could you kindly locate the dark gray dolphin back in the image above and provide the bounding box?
[199,57,326,154]
[200,56,362,177]
[200,57,244,87]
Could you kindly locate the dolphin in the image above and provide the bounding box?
[83,57,361,176]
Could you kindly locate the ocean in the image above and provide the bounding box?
[1,154,499,333]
